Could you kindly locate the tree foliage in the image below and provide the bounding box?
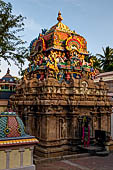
[96,46,113,72]
[0,0,28,68]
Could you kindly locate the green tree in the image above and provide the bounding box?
[0,0,28,68]
[96,46,113,72]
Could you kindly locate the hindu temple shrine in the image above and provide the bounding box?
[10,12,113,157]
[0,111,38,170]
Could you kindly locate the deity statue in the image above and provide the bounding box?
[40,71,45,80]
[82,116,90,147]
[58,70,64,82]
[88,56,94,67]
[78,54,86,66]
[65,70,71,82]
[47,50,59,78]
[61,121,67,138]
[56,51,66,64]
[47,51,55,70]
[61,52,67,62]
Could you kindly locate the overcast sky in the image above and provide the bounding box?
[0,0,113,77]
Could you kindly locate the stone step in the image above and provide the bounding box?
[96,151,109,156]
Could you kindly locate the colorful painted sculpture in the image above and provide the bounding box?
[24,11,98,82]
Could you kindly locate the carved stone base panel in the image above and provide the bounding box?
[35,144,77,158]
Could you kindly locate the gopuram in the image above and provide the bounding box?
[10,12,112,157]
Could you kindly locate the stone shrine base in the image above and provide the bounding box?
[35,144,78,158]
[105,140,113,151]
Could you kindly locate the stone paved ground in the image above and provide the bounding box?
[36,153,113,170]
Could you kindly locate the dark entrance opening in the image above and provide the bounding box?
[78,116,91,139]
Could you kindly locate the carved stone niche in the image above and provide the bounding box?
[59,118,67,139]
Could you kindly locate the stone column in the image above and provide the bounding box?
[28,113,34,136]
[30,146,34,165]
[19,148,24,167]
[5,149,11,169]
[56,116,59,140]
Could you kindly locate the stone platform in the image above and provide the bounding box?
[78,145,103,152]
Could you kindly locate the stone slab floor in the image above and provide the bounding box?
[36,153,113,170]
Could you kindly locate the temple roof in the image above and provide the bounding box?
[0,112,27,138]
[29,11,87,54]
[0,112,38,146]
[48,11,74,34]
[1,68,15,83]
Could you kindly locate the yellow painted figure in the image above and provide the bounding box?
[47,51,59,78]
[89,56,94,67]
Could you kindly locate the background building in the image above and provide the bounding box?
[0,68,17,112]
[95,72,113,139]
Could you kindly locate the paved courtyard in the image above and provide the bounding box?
[36,153,113,170]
